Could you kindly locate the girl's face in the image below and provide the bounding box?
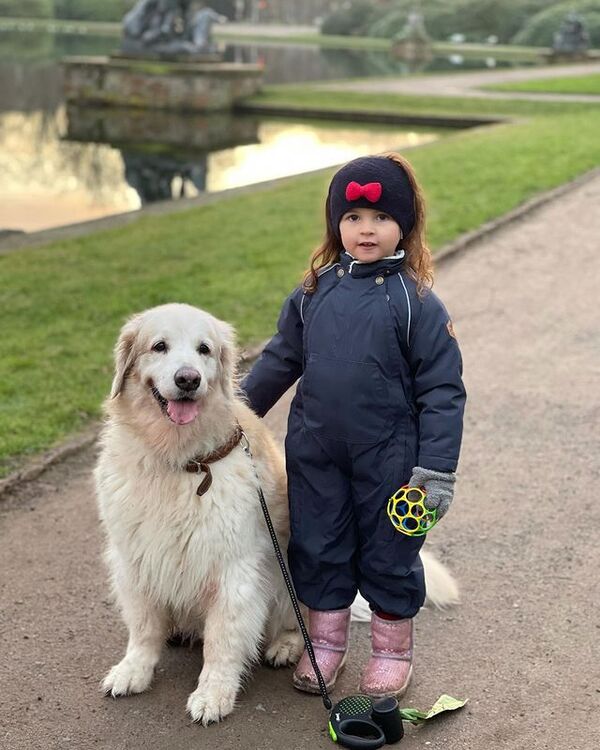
[339,207,402,262]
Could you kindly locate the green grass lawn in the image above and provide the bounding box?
[1,87,600,477]
[486,73,600,96]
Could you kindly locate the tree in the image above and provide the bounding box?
[513,1,600,48]
[0,0,54,18]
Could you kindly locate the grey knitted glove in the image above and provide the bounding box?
[408,466,456,520]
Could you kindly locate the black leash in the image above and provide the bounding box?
[240,432,410,749]
[240,432,332,711]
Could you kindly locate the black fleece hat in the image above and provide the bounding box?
[328,156,416,238]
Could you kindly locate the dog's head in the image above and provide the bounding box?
[110,303,236,426]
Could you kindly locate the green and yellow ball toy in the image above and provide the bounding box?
[387,486,438,537]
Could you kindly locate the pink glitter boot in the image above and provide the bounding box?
[359,614,413,698]
[292,608,351,694]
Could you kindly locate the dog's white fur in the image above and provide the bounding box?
[94,303,457,725]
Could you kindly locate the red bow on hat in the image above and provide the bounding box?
[345,181,382,202]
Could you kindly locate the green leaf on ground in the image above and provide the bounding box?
[399,694,468,724]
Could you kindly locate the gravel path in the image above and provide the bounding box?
[1,174,599,749]
[319,61,600,104]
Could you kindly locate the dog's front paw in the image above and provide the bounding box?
[264,629,303,667]
[102,657,155,697]
[186,681,237,726]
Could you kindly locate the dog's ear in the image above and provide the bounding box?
[110,314,143,399]
[216,319,237,400]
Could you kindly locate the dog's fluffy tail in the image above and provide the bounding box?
[350,549,459,622]
[420,549,460,610]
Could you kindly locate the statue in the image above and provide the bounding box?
[391,9,433,63]
[63,0,262,114]
[122,0,228,58]
[190,7,228,51]
[552,13,590,59]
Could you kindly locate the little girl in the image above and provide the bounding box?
[241,153,466,698]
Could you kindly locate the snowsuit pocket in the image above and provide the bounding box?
[301,353,391,443]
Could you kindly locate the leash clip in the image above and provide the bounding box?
[240,430,252,456]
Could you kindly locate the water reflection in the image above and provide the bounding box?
[122,153,209,203]
[65,107,440,207]
[65,105,260,205]
[65,104,259,151]
[205,121,438,192]
[0,108,138,231]
[220,42,530,84]
[0,104,442,231]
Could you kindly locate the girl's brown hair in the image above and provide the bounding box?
[302,152,433,295]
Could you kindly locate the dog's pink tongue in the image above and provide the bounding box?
[167,400,200,425]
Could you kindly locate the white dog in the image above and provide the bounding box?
[94,303,458,725]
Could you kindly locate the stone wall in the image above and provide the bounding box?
[62,57,263,112]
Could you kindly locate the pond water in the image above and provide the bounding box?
[0,29,521,232]
[0,28,535,85]
[1,105,443,231]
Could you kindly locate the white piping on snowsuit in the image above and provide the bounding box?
[397,272,412,349]
[300,263,339,324]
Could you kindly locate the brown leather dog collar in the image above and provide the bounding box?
[184,422,244,496]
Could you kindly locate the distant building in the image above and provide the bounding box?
[273,1,342,24]
[232,0,344,25]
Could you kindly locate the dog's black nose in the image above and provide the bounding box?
[174,367,201,392]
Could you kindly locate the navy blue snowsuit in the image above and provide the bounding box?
[241,251,466,617]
